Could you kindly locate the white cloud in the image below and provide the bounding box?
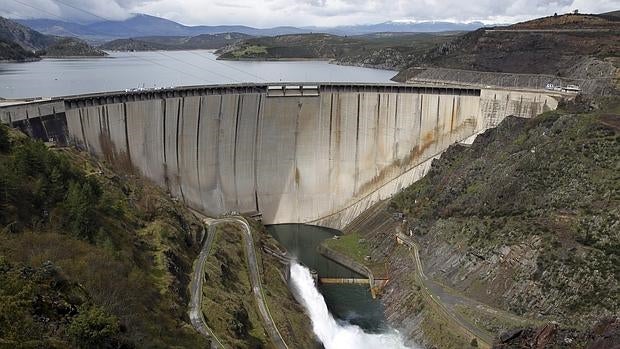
[1,0,618,26]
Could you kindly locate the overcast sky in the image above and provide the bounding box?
[2,0,618,27]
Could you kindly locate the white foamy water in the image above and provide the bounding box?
[289,262,415,349]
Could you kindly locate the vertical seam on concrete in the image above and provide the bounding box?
[162,99,167,165]
[328,93,334,213]
[384,94,389,162]
[123,103,131,165]
[196,96,203,204]
[393,93,399,161]
[52,106,58,140]
[98,106,103,141]
[435,94,441,153]
[315,93,323,221]
[216,96,224,210]
[123,103,133,164]
[450,96,456,132]
[418,94,423,153]
[253,94,263,215]
[233,95,242,207]
[375,93,380,175]
[253,94,262,213]
[354,93,361,194]
[41,110,50,142]
[79,109,88,152]
[105,106,111,138]
[103,106,110,160]
[176,98,186,202]
[25,109,31,137]
[293,98,302,222]
[328,93,334,165]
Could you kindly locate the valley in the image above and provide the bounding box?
[0,5,619,349]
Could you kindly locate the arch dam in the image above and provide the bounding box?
[0,83,562,229]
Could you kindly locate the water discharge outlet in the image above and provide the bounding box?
[289,262,416,349]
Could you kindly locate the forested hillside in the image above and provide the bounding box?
[0,125,207,347]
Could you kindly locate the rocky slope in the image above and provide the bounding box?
[394,13,619,94]
[0,38,38,61]
[100,33,252,51]
[0,16,106,59]
[380,97,619,347]
[493,318,620,348]
[334,97,620,348]
[43,37,106,57]
[0,16,53,51]
[217,32,459,69]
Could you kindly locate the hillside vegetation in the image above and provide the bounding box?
[217,32,460,69]
[201,221,317,348]
[100,33,252,51]
[0,125,207,347]
[389,97,619,335]
[0,38,38,61]
[394,13,619,94]
[0,16,53,51]
[43,38,106,57]
[0,16,106,60]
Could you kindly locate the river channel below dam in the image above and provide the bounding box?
[266,224,414,348]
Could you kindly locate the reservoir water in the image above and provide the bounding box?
[0,50,397,99]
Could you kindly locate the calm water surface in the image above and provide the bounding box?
[0,50,397,99]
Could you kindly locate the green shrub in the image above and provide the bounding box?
[0,124,10,152]
[64,181,99,241]
[67,306,121,349]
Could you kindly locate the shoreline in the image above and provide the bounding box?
[1,55,110,63]
[218,56,333,62]
[0,57,41,63]
[316,244,381,298]
[42,54,110,59]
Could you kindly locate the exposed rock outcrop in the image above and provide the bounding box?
[362,99,620,348]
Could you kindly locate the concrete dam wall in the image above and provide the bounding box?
[1,83,560,228]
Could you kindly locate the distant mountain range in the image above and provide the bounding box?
[17,13,487,42]
[18,14,309,42]
[305,21,486,35]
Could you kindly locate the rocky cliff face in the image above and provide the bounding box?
[392,105,619,324]
[367,97,620,348]
[394,14,619,94]
[493,318,620,349]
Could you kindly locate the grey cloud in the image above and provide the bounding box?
[1,0,159,21]
[1,0,618,26]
